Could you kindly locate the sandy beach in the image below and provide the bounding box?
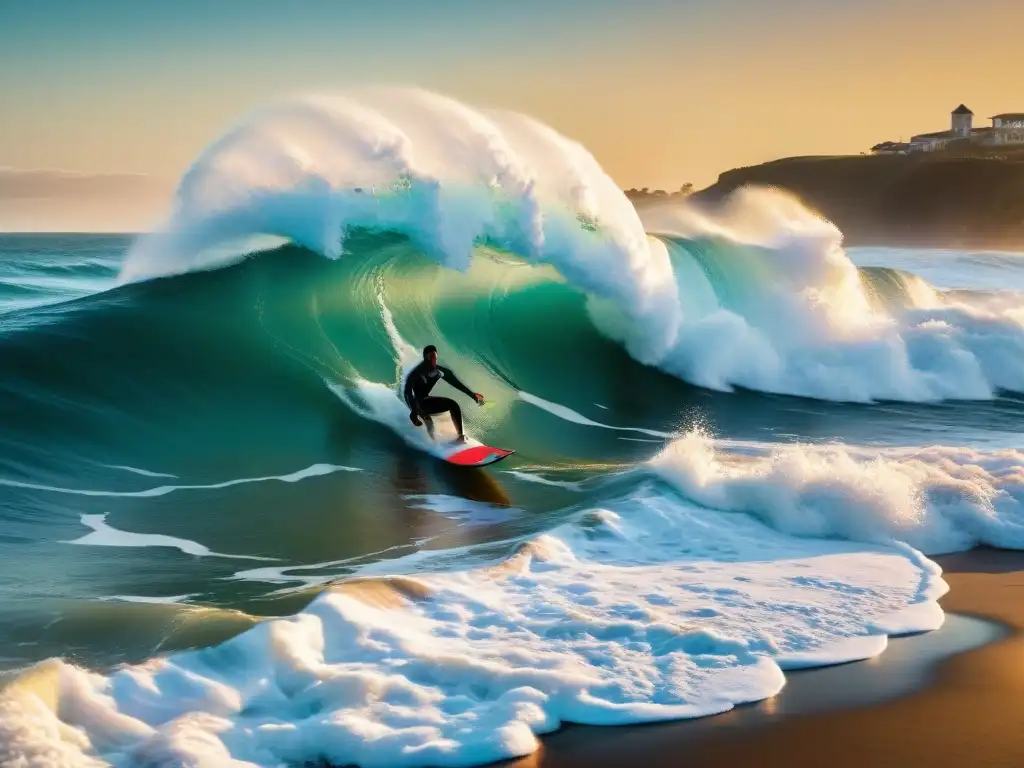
[505,549,1024,768]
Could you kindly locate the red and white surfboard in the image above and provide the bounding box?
[443,444,515,467]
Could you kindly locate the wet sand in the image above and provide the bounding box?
[505,548,1024,768]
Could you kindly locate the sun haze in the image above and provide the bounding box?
[1,0,1020,230]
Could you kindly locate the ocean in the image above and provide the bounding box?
[2,89,1024,767]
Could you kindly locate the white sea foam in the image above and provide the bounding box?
[101,464,179,479]
[647,431,1024,555]
[65,514,278,561]
[503,470,583,491]
[518,391,673,438]
[3,473,945,767]
[230,540,434,591]
[98,594,199,605]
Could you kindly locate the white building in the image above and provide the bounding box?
[951,103,974,136]
[903,105,1024,152]
[990,113,1024,145]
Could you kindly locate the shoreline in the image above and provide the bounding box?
[504,548,1024,767]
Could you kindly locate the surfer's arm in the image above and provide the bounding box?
[403,371,424,415]
[440,367,482,402]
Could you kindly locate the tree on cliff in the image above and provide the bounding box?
[624,183,693,200]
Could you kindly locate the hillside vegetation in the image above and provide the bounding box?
[687,149,1024,249]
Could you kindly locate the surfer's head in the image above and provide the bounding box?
[423,345,438,368]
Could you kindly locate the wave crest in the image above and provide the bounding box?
[120,89,1024,404]
[120,87,682,364]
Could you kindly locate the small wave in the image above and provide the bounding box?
[648,431,1024,555]
[97,594,199,604]
[502,470,583,490]
[518,391,674,438]
[101,464,179,479]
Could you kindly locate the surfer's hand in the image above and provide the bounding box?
[473,393,484,405]
[410,411,422,427]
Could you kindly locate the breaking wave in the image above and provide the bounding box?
[117,87,1024,404]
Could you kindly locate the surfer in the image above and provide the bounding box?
[404,345,484,442]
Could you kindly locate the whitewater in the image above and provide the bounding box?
[1,86,1024,767]
[122,87,1024,403]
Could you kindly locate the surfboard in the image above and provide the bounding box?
[442,443,515,467]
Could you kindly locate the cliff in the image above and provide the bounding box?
[688,149,1024,250]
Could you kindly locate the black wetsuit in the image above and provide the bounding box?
[403,361,476,436]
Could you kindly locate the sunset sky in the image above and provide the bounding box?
[1,0,1021,230]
